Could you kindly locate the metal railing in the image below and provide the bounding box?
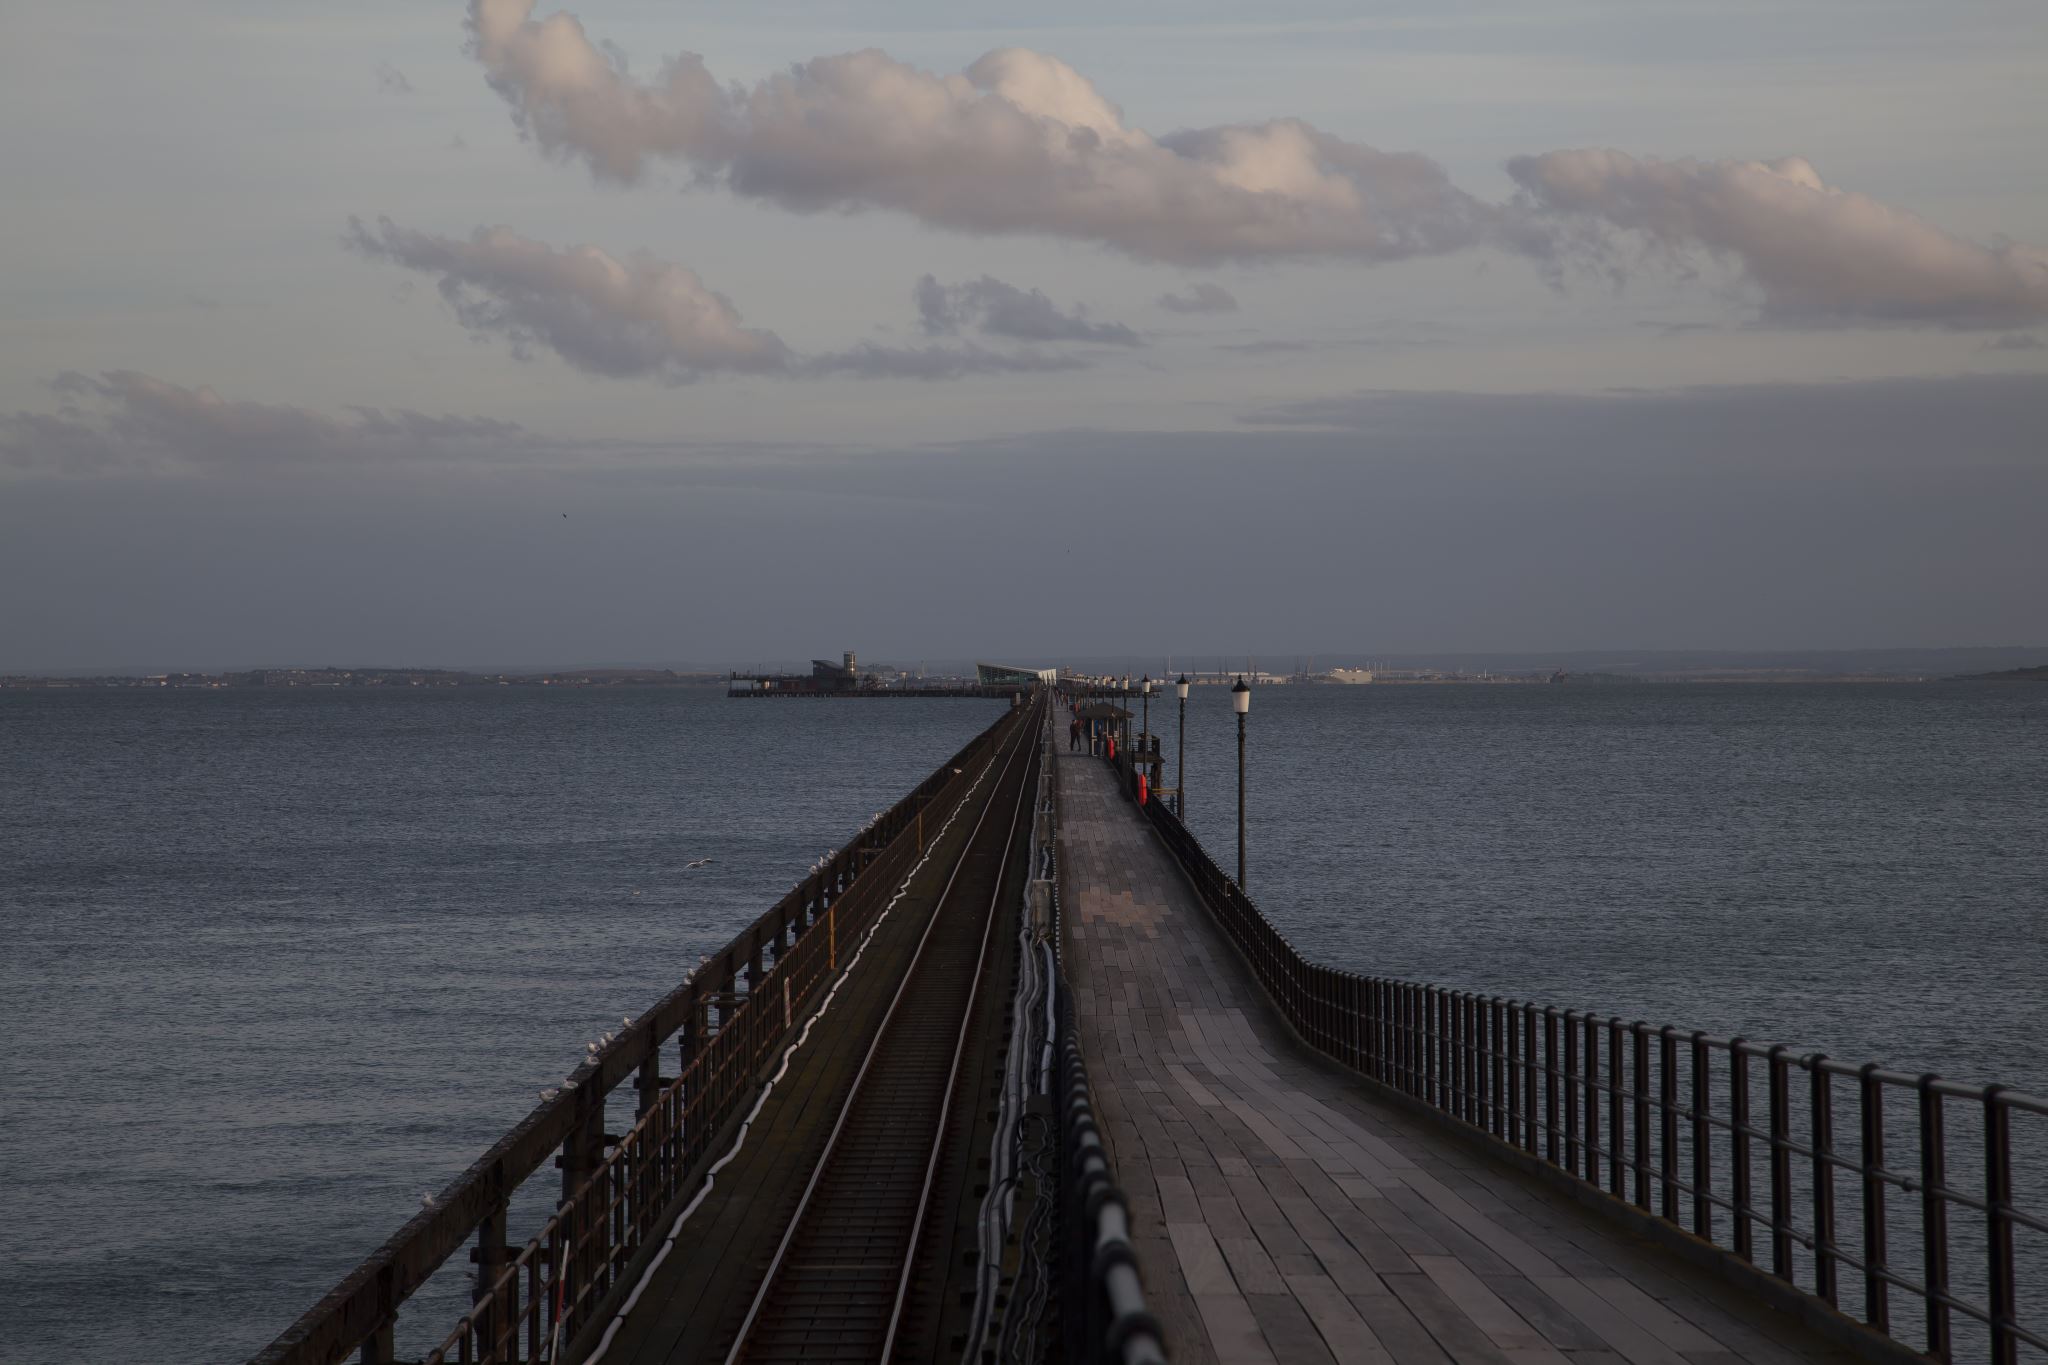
[253,705,1025,1365]
[1121,753,2045,1365]
[1047,732,1168,1365]
[1056,984,1169,1365]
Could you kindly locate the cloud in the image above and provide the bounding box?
[2,372,523,475]
[1216,340,1319,354]
[1981,332,2044,352]
[465,0,1492,266]
[914,275,1139,345]
[376,61,416,96]
[345,216,792,381]
[465,3,2048,327]
[349,217,1121,383]
[1157,282,1238,314]
[801,343,1088,380]
[13,377,2048,669]
[1508,150,2048,328]
[1234,372,2048,456]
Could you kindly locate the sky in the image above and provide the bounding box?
[3,0,2045,669]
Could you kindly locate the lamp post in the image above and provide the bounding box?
[1140,674,1152,762]
[1175,674,1190,817]
[1232,675,1250,888]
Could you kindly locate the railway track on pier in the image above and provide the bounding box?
[714,692,1043,1365]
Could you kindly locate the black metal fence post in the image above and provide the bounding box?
[1812,1059,1839,1307]
[1690,1031,1712,1240]
[1986,1086,2016,1365]
[1633,1022,1653,1211]
[1859,1062,1889,1334]
[1660,1025,1680,1222]
[1768,1046,1794,1281]
[1731,1042,1753,1263]
[1919,1075,1951,1360]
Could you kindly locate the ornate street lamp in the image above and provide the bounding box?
[1232,675,1251,888]
[1140,674,1152,760]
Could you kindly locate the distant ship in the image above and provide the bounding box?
[1324,668,1375,684]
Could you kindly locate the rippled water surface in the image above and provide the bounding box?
[5,681,2044,1362]
[2,687,1006,1363]
[1155,682,2047,1086]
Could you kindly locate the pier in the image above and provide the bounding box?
[255,687,2044,1365]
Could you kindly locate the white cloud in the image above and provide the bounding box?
[915,275,1140,345]
[465,0,1491,266]
[1157,282,1239,314]
[1508,150,2048,327]
[466,2,2048,328]
[346,217,791,381]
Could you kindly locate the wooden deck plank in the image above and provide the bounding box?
[1054,748,1864,1365]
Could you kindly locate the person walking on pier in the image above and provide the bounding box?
[1069,716,1082,751]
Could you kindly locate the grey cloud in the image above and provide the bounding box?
[376,61,416,96]
[1235,373,2048,458]
[12,375,2048,667]
[466,0,1492,266]
[914,275,1139,345]
[1508,150,2048,328]
[1982,332,2045,352]
[4,372,523,475]
[350,217,1116,383]
[1216,339,1319,354]
[346,216,792,381]
[1158,282,1238,314]
[801,343,1087,381]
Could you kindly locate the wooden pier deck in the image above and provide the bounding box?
[1054,750,1861,1365]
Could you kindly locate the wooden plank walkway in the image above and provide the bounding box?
[1055,751,1861,1365]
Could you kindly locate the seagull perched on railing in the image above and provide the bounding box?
[538,1087,559,1102]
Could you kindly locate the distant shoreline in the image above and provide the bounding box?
[0,669,2007,691]
[0,667,730,691]
[1952,665,2048,682]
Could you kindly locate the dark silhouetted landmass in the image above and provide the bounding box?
[1954,665,2048,681]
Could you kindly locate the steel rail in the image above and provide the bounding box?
[878,701,1036,1362]
[721,692,1043,1364]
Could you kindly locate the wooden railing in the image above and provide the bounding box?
[253,704,1024,1365]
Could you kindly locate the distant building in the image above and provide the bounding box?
[976,661,1057,687]
[809,651,859,687]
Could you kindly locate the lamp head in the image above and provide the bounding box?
[1141,674,1152,695]
[1232,676,1251,714]
[1175,674,1190,700]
